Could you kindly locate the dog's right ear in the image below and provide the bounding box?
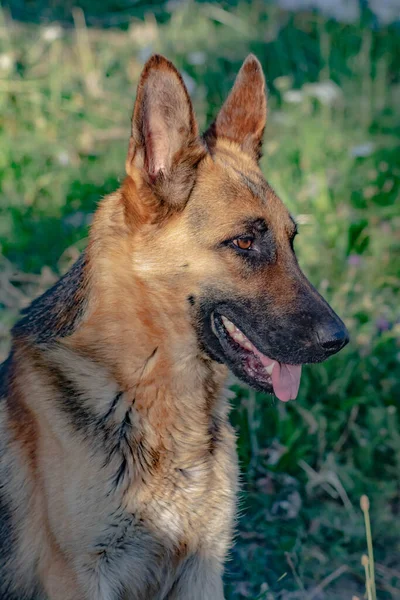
[125,55,205,210]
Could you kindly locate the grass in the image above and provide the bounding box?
[0,2,399,598]
[361,495,377,600]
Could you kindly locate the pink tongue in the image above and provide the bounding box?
[252,347,302,402]
[271,363,302,402]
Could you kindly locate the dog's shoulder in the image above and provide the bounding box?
[11,252,88,345]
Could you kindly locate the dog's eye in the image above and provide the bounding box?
[233,237,254,251]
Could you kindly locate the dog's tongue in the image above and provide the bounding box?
[270,362,302,402]
[252,347,302,402]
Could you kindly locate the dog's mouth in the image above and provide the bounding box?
[211,313,302,402]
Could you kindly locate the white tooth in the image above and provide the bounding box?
[243,340,253,350]
[265,361,275,375]
[222,316,235,333]
[234,331,245,342]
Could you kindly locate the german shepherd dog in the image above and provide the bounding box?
[0,55,348,599]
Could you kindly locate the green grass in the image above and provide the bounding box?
[0,3,399,598]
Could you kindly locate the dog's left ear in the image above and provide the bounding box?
[126,54,205,208]
[204,55,267,161]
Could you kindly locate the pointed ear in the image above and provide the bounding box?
[126,55,205,207]
[204,55,267,160]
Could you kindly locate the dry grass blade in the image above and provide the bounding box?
[360,496,377,600]
[362,555,373,600]
[285,552,306,597]
[72,7,102,98]
[307,564,349,599]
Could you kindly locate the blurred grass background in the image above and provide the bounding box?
[0,1,399,598]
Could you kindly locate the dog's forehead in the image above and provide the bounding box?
[189,146,293,232]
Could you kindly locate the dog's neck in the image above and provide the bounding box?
[52,190,229,434]
[11,186,229,462]
[52,258,228,471]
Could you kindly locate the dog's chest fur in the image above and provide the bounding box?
[90,419,237,598]
[24,344,238,597]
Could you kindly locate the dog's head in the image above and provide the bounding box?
[122,54,349,401]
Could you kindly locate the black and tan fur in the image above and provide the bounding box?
[0,55,348,599]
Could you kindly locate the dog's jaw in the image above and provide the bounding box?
[211,313,302,402]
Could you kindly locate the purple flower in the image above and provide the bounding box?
[376,317,391,332]
[348,254,362,267]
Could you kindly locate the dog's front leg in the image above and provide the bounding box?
[165,557,225,600]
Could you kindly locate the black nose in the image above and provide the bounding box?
[316,322,349,355]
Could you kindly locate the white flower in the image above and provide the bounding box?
[274,75,293,91]
[283,89,304,104]
[42,25,63,42]
[57,151,70,166]
[0,53,13,71]
[303,81,342,105]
